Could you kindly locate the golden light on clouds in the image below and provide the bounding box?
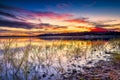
[0,5,120,36]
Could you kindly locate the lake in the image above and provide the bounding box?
[0,37,120,80]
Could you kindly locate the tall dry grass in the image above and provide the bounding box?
[0,39,119,80]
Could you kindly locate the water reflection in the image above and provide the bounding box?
[0,38,119,80]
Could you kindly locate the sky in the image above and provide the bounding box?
[0,0,120,36]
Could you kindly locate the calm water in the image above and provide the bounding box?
[0,37,120,80]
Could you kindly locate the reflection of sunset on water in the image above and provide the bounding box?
[0,38,107,48]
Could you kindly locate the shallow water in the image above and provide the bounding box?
[0,37,119,80]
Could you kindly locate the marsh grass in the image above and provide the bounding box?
[111,51,120,64]
[0,39,119,80]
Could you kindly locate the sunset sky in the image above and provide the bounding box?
[0,0,120,36]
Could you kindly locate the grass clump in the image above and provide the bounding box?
[111,51,120,64]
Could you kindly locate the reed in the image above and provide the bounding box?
[0,39,119,80]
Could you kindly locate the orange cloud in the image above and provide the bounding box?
[0,4,119,37]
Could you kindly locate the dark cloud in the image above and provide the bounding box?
[0,4,74,31]
[0,20,34,29]
[35,23,68,30]
[0,11,17,19]
[110,28,120,32]
[95,23,120,27]
[0,4,73,30]
[0,4,40,22]
[0,4,72,21]
[0,4,39,29]
[0,29,9,32]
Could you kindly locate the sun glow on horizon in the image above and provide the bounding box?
[0,2,120,36]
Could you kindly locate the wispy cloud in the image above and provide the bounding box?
[0,4,73,27]
[0,20,34,29]
[35,11,73,20]
[0,4,119,36]
[0,11,17,19]
[64,18,89,24]
[95,23,120,28]
[81,0,96,8]
[57,3,71,9]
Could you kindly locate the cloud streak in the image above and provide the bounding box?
[0,4,119,36]
[0,4,73,28]
[0,20,34,29]
[65,18,89,24]
[35,11,73,20]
